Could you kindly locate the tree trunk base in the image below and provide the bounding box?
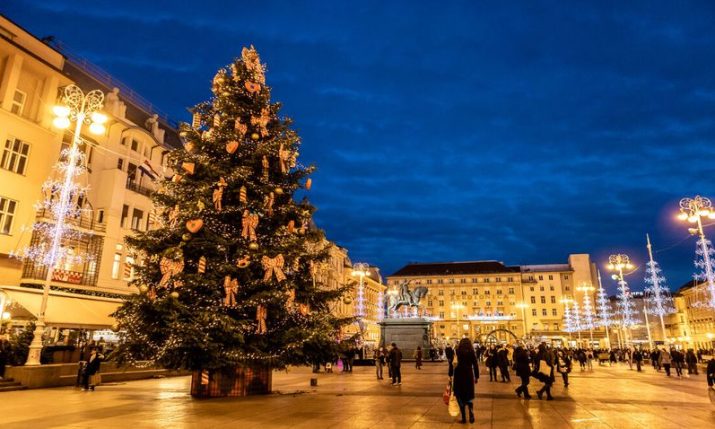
[191,365,272,398]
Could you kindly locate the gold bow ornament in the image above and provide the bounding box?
[262,254,287,282]
[256,305,268,334]
[158,248,184,288]
[241,210,259,241]
[223,276,238,307]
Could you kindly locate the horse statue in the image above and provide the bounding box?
[386,281,429,316]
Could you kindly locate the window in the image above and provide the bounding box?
[1,138,30,175]
[539,286,544,291]
[471,278,477,283]
[448,278,454,284]
[496,289,502,295]
[542,309,547,316]
[550,285,554,291]
[121,205,129,228]
[530,296,536,304]
[437,279,443,284]
[548,275,553,280]
[486,301,491,306]
[439,300,444,307]
[461,290,467,296]
[538,275,543,281]
[0,196,18,234]
[554,323,559,330]
[552,308,558,316]
[117,158,125,171]
[439,312,444,319]
[10,89,26,115]
[507,277,514,282]
[540,296,546,304]
[496,277,501,282]
[550,296,556,304]
[131,209,144,230]
[111,253,121,279]
[427,301,433,307]
[565,286,570,291]
[472,288,477,294]
[438,289,443,296]
[484,278,490,283]
[497,301,503,306]
[530,286,534,292]
[564,275,569,279]
[426,279,432,285]
[460,278,466,284]
[508,288,514,294]
[96,209,105,224]
[131,139,139,152]
[127,162,138,184]
[484,290,490,295]
[532,309,537,316]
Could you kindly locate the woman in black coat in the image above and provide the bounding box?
[82,349,104,390]
[452,338,479,424]
[513,345,532,399]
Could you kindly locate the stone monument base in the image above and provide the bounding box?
[379,318,432,360]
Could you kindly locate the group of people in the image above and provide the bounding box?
[373,343,404,385]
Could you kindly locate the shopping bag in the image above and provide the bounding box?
[89,373,102,386]
[448,394,460,417]
[538,361,551,377]
[442,378,452,405]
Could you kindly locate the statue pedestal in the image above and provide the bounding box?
[379,318,432,360]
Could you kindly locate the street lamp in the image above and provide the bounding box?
[351,263,369,318]
[577,283,595,347]
[606,254,636,347]
[677,196,715,309]
[515,302,529,340]
[24,85,106,365]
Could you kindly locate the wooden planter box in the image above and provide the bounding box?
[191,365,272,398]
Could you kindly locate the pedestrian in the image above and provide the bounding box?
[374,348,385,380]
[672,348,684,377]
[452,338,479,424]
[497,345,511,382]
[633,349,643,372]
[532,343,554,400]
[445,343,455,377]
[389,342,402,386]
[651,349,661,371]
[486,347,498,382]
[415,346,423,370]
[586,349,594,371]
[609,350,617,366]
[82,348,104,391]
[0,339,8,380]
[706,356,715,390]
[686,349,698,375]
[577,349,587,371]
[513,345,532,399]
[556,349,572,387]
[659,348,672,377]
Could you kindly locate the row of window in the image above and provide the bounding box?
[0,196,17,235]
[436,288,516,296]
[393,274,569,286]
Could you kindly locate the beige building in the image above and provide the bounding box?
[387,254,600,345]
[0,15,179,342]
[668,280,715,349]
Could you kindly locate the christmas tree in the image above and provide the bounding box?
[113,47,351,396]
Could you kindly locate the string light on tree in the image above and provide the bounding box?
[577,283,596,346]
[11,85,106,365]
[677,195,715,309]
[595,270,613,349]
[561,297,574,337]
[644,234,675,342]
[607,253,636,346]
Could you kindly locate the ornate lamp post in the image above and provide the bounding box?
[607,254,636,347]
[20,85,106,365]
[677,196,715,309]
[516,302,529,340]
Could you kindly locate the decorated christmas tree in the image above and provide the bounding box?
[113,47,351,397]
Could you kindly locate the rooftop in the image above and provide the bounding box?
[521,264,572,273]
[390,261,521,277]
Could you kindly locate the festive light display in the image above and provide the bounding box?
[351,263,369,318]
[562,300,574,333]
[580,291,594,330]
[377,291,384,322]
[678,195,715,309]
[595,271,613,328]
[608,254,636,328]
[571,300,582,333]
[644,235,675,316]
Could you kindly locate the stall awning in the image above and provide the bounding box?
[1,286,123,329]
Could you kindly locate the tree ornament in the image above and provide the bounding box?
[287,220,295,234]
[249,242,260,250]
[256,305,267,334]
[241,210,259,241]
[245,81,261,94]
[171,174,182,183]
[264,192,275,216]
[223,276,238,307]
[234,118,247,137]
[262,254,286,282]
[343,295,353,305]
[251,132,260,141]
[202,130,213,141]
[274,187,283,195]
[191,112,201,130]
[278,144,289,174]
[170,291,180,299]
[212,69,226,94]
[139,284,149,293]
[226,140,239,154]
[196,200,205,212]
[262,156,269,181]
[286,289,296,309]
[213,177,228,212]
[182,232,192,241]
[181,162,195,175]
[236,255,250,268]
[198,256,207,273]
[242,45,265,84]
[251,107,270,137]
[158,247,184,288]
[298,303,310,316]
[305,178,312,190]
[184,141,196,153]
[239,185,247,204]
[186,219,204,233]
[168,205,180,229]
[213,114,221,128]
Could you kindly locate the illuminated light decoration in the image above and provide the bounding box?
[595,271,612,328]
[351,262,369,318]
[678,196,715,309]
[644,235,675,319]
[562,299,574,333]
[466,315,515,321]
[571,300,582,333]
[580,289,595,330]
[377,291,384,322]
[10,85,105,366]
[608,254,637,328]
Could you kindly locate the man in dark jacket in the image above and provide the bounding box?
[82,348,104,391]
[685,349,698,375]
[706,356,715,390]
[497,345,511,382]
[633,349,643,372]
[389,343,403,386]
[445,343,455,377]
[513,345,532,399]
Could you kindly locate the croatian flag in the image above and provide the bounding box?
[138,160,159,181]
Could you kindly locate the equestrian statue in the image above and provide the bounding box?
[385,280,429,316]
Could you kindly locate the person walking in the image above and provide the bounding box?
[374,347,385,380]
[659,348,672,377]
[486,347,498,382]
[445,343,455,377]
[706,356,715,390]
[452,338,479,424]
[556,349,572,387]
[389,343,402,386]
[685,349,698,376]
[633,349,643,372]
[672,348,684,378]
[497,345,511,382]
[532,343,554,400]
[513,345,532,399]
[0,339,8,381]
[82,348,104,391]
[415,346,423,370]
[651,349,661,371]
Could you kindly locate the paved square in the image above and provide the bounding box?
[1,362,713,428]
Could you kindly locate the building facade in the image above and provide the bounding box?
[669,280,715,350]
[387,254,600,345]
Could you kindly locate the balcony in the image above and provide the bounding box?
[51,269,84,285]
[126,180,154,198]
[35,209,106,233]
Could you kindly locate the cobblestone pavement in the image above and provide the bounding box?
[1,361,713,428]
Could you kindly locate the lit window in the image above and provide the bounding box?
[131,208,144,230]
[0,196,17,234]
[10,89,26,115]
[540,296,546,304]
[111,253,121,279]
[542,308,547,316]
[1,138,30,175]
[530,296,536,304]
[552,308,558,316]
[550,296,556,303]
[532,309,537,316]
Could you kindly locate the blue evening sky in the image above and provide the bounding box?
[5,1,715,294]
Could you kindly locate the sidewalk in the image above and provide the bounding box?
[0,362,712,428]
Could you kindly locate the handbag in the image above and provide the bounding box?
[448,394,460,417]
[442,378,452,405]
[538,360,551,377]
